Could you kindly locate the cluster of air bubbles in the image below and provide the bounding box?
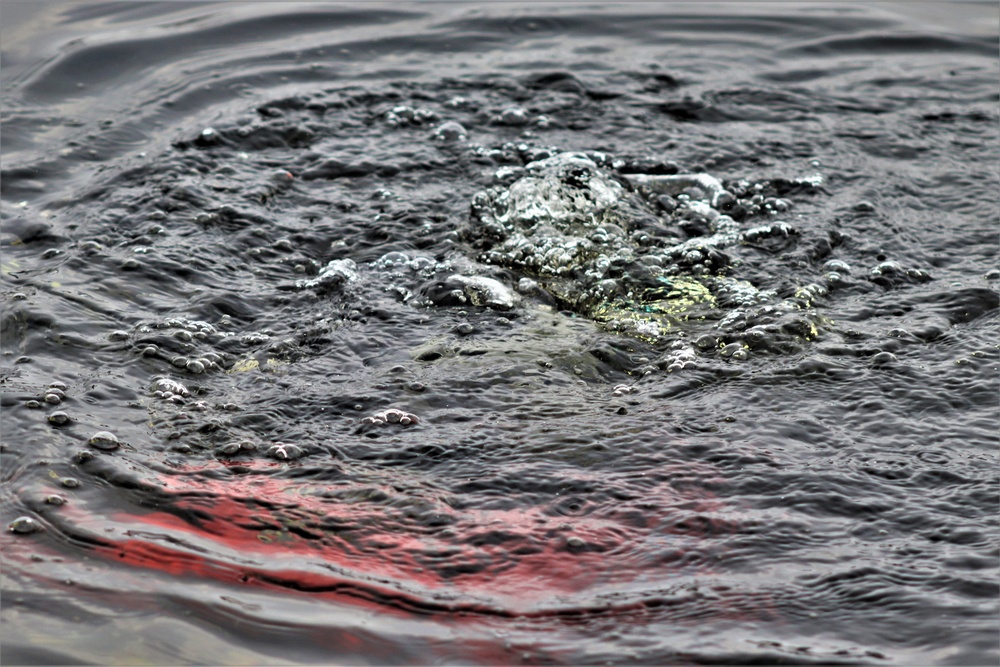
[361,408,420,426]
[491,166,523,186]
[240,332,271,345]
[448,275,515,310]
[216,440,257,457]
[663,341,700,371]
[151,377,191,403]
[296,258,359,291]
[822,259,852,288]
[130,318,233,373]
[633,320,665,340]
[713,276,776,308]
[867,260,932,288]
[371,251,445,276]
[472,142,560,166]
[45,382,66,404]
[726,176,821,215]
[170,353,224,375]
[626,172,733,209]
[719,342,749,361]
[445,96,473,109]
[791,283,828,306]
[740,221,798,250]
[418,273,517,311]
[25,381,68,409]
[464,151,832,354]
[385,105,439,127]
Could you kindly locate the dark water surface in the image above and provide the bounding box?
[2,3,998,665]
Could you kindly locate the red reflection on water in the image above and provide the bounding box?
[58,456,771,621]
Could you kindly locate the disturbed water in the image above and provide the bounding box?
[2,3,998,665]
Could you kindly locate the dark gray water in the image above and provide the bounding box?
[2,3,998,665]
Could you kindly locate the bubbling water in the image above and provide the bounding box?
[467,152,828,359]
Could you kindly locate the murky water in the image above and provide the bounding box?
[2,3,998,665]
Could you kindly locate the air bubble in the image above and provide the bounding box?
[433,121,467,142]
[266,443,303,460]
[744,328,767,346]
[88,431,120,451]
[47,411,71,426]
[870,351,897,367]
[498,107,529,126]
[822,259,851,274]
[9,517,42,534]
[824,271,847,287]
[693,335,717,350]
[871,261,903,276]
